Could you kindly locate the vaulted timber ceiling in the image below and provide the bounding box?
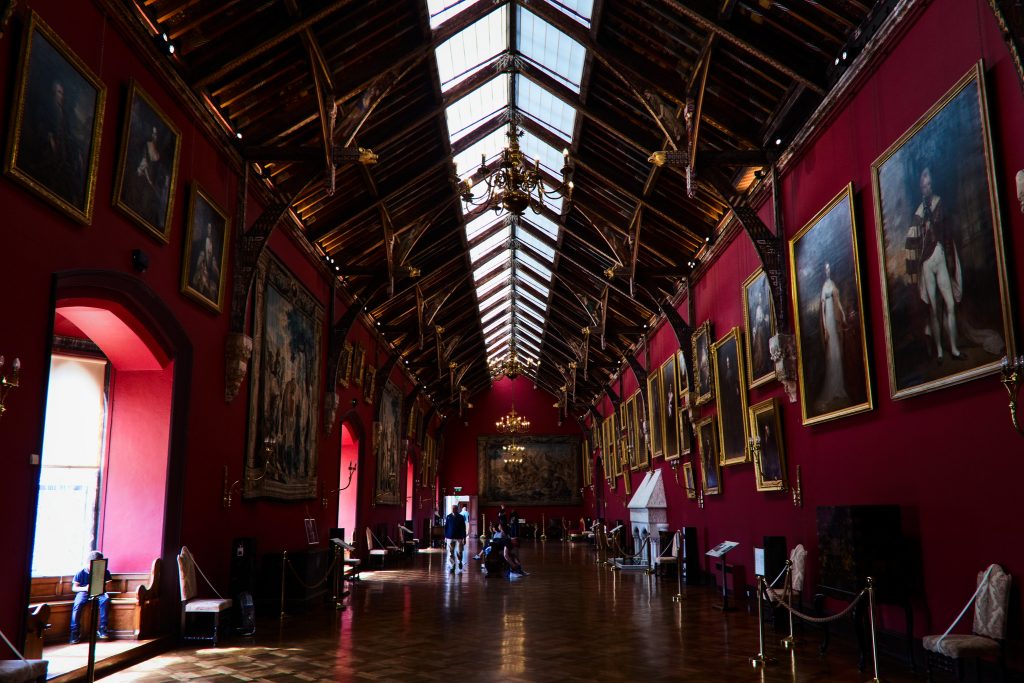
[122,0,883,417]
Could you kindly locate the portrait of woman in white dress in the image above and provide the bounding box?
[817,262,849,413]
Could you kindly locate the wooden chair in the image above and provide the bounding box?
[767,544,806,607]
[177,546,232,646]
[365,528,389,569]
[924,564,1010,682]
[655,530,678,577]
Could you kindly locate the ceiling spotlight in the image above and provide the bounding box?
[168,43,176,54]
[842,51,848,61]
[775,138,782,146]
[236,132,243,140]
[161,32,169,42]
[834,57,840,66]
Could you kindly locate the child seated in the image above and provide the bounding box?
[70,551,112,644]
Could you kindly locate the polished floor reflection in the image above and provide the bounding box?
[103,541,924,682]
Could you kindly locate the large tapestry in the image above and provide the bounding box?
[374,380,403,505]
[478,435,582,506]
[245,254,323,500]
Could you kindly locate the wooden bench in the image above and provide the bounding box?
[25,558,161,647]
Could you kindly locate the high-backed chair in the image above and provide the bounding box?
[366,527,388,569]
[768,544,806,607]
[177,546,232,645]
[923,564,1010,682]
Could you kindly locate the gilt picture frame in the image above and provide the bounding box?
[181,183,230,313]
[695,416,720,496]
[352,344,365,387]
[662,355,682,461]
[245,254,323,501]
[749,398,787,492]
[478,435,582,506]
[692,321,714,405]
[870,62,1015,399]
[4,12,106,226]
[713,327,750,466]
[363,365,376,405]
[646,371,665,459]
[790,183,873,424]
[374,381,403,505]
[742,267,777,389]
[682,461,696,499]
[113,80,180,242]
[337,341,353,388]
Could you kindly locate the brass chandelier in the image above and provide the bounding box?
[488,349,538,379]
[457,122,574,217]
[496,404,530,434]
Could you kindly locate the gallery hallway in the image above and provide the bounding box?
[100,542,924,683]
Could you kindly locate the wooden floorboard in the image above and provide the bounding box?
[100,541,931,682]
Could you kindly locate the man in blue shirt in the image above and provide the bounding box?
[70,551,112,644]
[444,504,467,573]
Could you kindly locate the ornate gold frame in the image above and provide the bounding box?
[695,416,720,496]
[181,183,231,313]
[748,397,788,492]
[646,370,664,459]
[363,364,376,404]
[682,461,696,499]
[789,183,874,425]
[112,80,181,242]
[870,62,1015,400]
[661,354,682,461]
[338,341,353,387]
[692,320,714,405]
[352,344,365,386]
[712,327,750,466]
[742,267,777,389]
[4,11,106,225]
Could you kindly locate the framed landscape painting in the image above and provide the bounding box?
[695,416,720,496]
[789,184,873,424]
[181,184,230,312]
[692,321,714,405]
[742,267,776,388]
[713,327,749,466]
[245,255,323,500]
[870,62,1014,399]
[749,398,787,492]
[113,80,180,242]
[4,12,105,225]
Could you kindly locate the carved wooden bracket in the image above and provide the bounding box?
[659,301,695,392]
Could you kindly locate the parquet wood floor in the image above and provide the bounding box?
[102,541,927,682]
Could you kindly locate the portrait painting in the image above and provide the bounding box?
[743,267,777,388]
[363,365,376,404]
[661,355,681,460]
[605,414,620,479]
[790,184,873,424]
[695,417,720,496]
[713,328,750,466]
[478,435,581,506]
[692,321,714,405]
[582,439,593,487]
[113,80,180,242]
[678,407,692,457]
[337,341,353,387]
[677,348,691,395]
[181,184,230,312]
[4,12,105,225]
[870,62,1014,399]
[749,398,787,492]
[646,371,665,458]
[352,344,365,387]
[245,254,323,500]
[682,461,697,499]
[629,393,646,470]
[375,381,403,505]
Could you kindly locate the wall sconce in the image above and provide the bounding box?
[1001,355,1023,436]
[321,460,358,508]
[0,355,21,420]
[747,433,761,462]
[223,438,275,508]
[792,465,803,508]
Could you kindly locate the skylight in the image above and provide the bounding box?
[431,1,587,375]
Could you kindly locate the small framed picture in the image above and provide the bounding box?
[181,184,230,313]
[338,341,353,387]
[692,321,714,406]
[695,417,720,496]
[682,461,696,499]
[4,12,106,225]
[112,80,181,242]
[304,518,319,545]
[352,344,365,386]
[363,365,376,404]
[749,398,787,492]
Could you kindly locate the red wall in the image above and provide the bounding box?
[589,0,1024,659]
[440,377,585,531]
[100,365,173,572]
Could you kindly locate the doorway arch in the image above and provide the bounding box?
[336,411,364,546]
[28,270,193,634]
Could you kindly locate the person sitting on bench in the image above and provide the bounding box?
[70,551,111,644]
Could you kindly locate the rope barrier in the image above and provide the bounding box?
[284,553,341,590]
[936,564,994,649]
[191,551,225,600]
[0,628,26,661]
[610,534,650,561]
[769,585,868,624]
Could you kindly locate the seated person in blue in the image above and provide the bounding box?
[473,522,503,561]
[70,551,112,644]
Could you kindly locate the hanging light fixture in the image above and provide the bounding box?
[488,349,537,379]
[496,405,530,434]
[456,121,574,217]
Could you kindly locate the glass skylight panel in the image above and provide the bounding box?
[517,8,585,93]
[517,227,556,260]
[516,324,544,344]
[473,252,510,282]
[486,328,511,346]
[518,129,565,178]
[516,251,552,280]
[480,282,511,309]
[519,274,550,300]
[446,75,509,143]
[469,225,509,261]
[515,336,542,355]
[465,212,502,242]
[483,312,511,336]
[518,287,548,311]
[518,316,544,336]
[427,0,476,29]
[476,272,510,299]
[522,213,559,240]
[453,127,508,184]
[435,6,508,92]
[517,76,576,139]
[542,0,594,27]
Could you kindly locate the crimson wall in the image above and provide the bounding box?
[590,0,1024,660]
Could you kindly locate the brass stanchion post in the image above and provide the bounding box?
[750,575,774,668]
[867,577,883,683]
[480,512,487,542]
[672,531,684,603]
[780,560,795,649]
[280,551,288,620]
[540,513,547,541]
